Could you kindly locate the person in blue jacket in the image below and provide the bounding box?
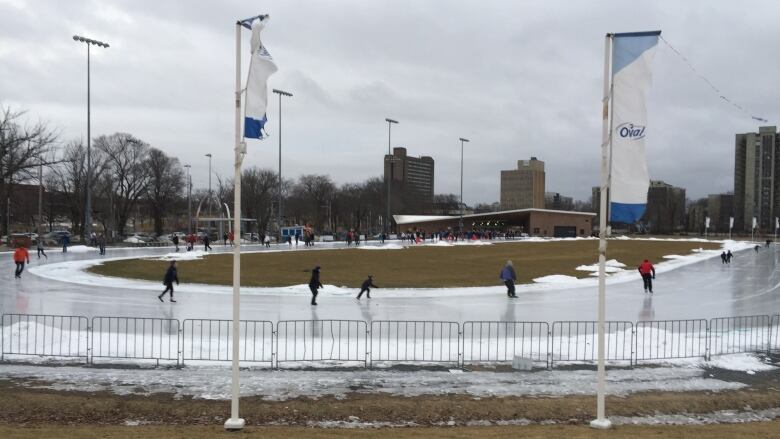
[500,260,517,298]
[158,261,179,302]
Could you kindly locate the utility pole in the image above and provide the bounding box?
[272,88,292,238]
[458,137,470,232]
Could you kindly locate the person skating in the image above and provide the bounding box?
[36,239,47,260]
[309,265,323,305]
[13,244,30,278]
[172,234,179,252]
[500,260,517,297]
[754,244,760,253]
[98,234,106,255]
[264,234,271,248]
[203,234,212,251]
[158,261,179,302]
[61,234,70,252]
[726,250,733,263]
[356,275,378,299]
[638,259,656,293]
[228,231,234,247]
[721,251,727,264]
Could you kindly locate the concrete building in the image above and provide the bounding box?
[734,126,780,233]
[707,193,734,234]
[500,157,545,210]
[394,208,594,237]
[544,192,574,211]
[384,147,435,208]
[643,180,686,234]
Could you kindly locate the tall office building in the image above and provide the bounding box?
[384,147,434,209]
[734,126,780,233]
[500,157,545,210]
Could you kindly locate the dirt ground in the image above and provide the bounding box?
[89,239,721,288]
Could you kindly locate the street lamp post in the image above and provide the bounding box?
[184,164,192,234]
[73,35,109,242]
[458,137,470,232]
[384,118,398,236]
[272,89,292,238]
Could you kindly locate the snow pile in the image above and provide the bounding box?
[357,243,404,250]
[576,259,626,273]
[155,250,208,261]
[65,245,97,253]
[533,275,579,284]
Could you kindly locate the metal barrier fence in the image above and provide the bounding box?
[551,321,634,365]
[709,315,771,357]
[461,321,548,366]
[2,314,779,367]
[182,319,273,365]
[1,314,89,362]
[91,317,180,364]
[276,320,368,366]
[370,321,460,367]
[635,319,709,362]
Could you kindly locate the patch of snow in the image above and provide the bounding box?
[533,275,579,284]
[154,250,208,261]
[65,245,97,253]
[357,244,404,250]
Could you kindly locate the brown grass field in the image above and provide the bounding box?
[90,240,721,288]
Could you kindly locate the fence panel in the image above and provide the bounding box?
[551,321,633,365]
[91,317,180,362]
[370,321,460,366]
[709,315,771,357]
[276,320,367,366]
[635,319,708,362]
[771,315,780,353]
[1,314,89,362]
[182,319,273,364]
[461,321,548,366]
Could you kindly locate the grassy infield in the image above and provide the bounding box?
[90,239,721,288]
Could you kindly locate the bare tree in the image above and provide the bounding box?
[288,174,336,232]
[241,166,277,233]
[0,106,58,235]
[49,140,107,236]
[145,148,185,236]
[94,133,151,237]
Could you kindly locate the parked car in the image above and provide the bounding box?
[123,233,155,244]
[43,231,71,246]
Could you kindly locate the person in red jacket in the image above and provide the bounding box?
[638,259,656,293]
[13,245,30,279]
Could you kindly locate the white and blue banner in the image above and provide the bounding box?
[244,17,278,139]
[609,31,660,223]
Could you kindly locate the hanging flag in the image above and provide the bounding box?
[705,217,710,229]
[244,16,278,139]
[609,31,661,223]
[729,217,734,229]
[776,217,779,230]
[752,217,757,230]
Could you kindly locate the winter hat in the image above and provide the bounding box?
[506,260,513,266]
[314,265,321,270]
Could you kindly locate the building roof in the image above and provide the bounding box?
[394,208,595,225]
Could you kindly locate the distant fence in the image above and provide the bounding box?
[1,313,778,368]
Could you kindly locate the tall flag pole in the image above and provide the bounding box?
[592,30,660,430]
[225,14,276,432]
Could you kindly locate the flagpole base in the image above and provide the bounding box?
[224,418,245,431]
[589,418,612,429]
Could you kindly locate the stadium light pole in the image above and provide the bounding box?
[385,118,398,236]
[184,164,192,234]
[205,153,212,219]
[458,137,470,232]
[272,88,292,238]
[73,35,109,243]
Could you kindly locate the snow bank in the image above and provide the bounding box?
[65,245,97,253]
[576,259,626,273]
[155,250,208,261]
[533,275,579,284]
[357,244,404,250]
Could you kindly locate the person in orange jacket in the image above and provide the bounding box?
[638,259,656,293]
[13,245,30,279]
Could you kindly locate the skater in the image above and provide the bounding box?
[223,232,229,246]
[356,275,378,299]
[755,244,760,253]
[172,234,179,252]
[380,233,385,244]
[721,251,727,264]
[264,234,271,248]
[295,234,299,246]
[500,260,517,297]
[13,244,30,278]
[228,231,235,247]
[203,234,212,251]
[98,234,106,255]
[638,259,656,293]
[726,250,733,263]
[36,239,47,259]
[158,261,179,302]
[309,265,323,305]
[61,233,70,252]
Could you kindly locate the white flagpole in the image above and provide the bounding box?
[590,33,612,430]
[225,20,245,431]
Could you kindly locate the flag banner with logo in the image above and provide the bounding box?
[705,217,710,229]
[729,217,734,229]
[609,31,660,223]
[244,16,278,139]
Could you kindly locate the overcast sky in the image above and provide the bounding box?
[1,0,777,204]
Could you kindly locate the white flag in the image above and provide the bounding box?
[244,16,278,139]
[776,217,779,230]
[729,217,734,229]
[752,217,757,230]
[705,217,710,229]
[609,31,661,223]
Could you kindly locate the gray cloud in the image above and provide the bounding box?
[1,0,777,204]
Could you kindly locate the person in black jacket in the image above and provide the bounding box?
[158,261,179,302]
[309,265,323,305]
[203,234,212,251]
[356,275,378,299]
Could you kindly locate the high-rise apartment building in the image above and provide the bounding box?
[500,157,545,210]
[734,126,780,233]
[384,147,434,209]
[644,180,686,234]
